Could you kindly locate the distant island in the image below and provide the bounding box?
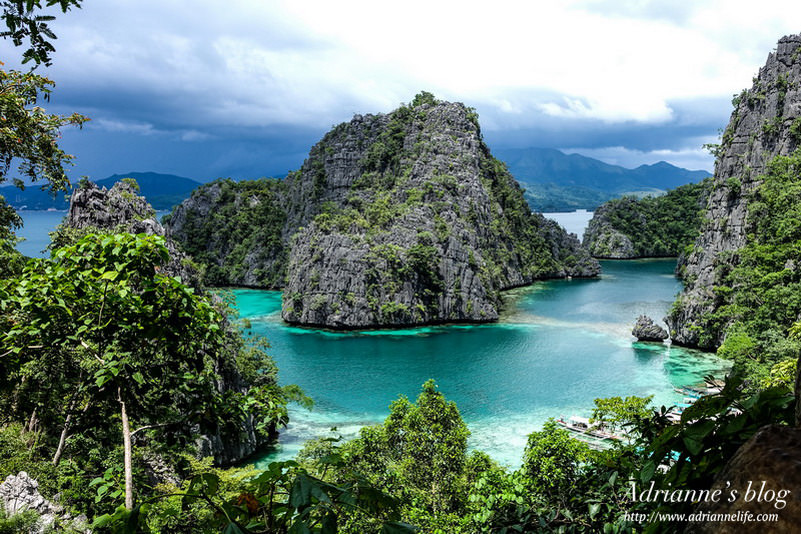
[164,93,602,328]
[494,147,711,211]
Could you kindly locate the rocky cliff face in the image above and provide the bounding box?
[166,94,600,328]
[280,95,599,328]
[667,35,801,348]
[60,180,201,288]
[583,201,637,258]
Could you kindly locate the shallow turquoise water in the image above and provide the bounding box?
[232,259,729,468]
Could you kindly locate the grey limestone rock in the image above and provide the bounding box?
[584,222,636,258]
[667,34,801,349]
[631,315,668,342]
[63,180,201,289]
[0,472,89,533]
[583,200,637,258]
[280,98,600,328]
[166,96,600,329]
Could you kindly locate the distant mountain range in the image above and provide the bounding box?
[1,172,202,211]
[493,147,711,211]
[1,150,710,213]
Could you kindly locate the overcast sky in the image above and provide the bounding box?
[4,0,801,182]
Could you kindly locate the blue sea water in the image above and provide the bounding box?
[231,259,729,468]
[542,210,593,239]
[14,210,66,257]
[13,210,170,258]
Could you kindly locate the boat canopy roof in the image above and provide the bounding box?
[569,416,593,426]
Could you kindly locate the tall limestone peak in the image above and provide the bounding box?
[280,93,599,328]
[166,93,600,328]
[667,34,801,348]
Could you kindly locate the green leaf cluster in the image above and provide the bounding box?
[0,67,88,190]
[0,0,83,67]
[0,232,291,516]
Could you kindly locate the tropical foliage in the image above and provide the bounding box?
[164,178,288,288]
[0,233,292,518]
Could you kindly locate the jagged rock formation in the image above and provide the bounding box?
[166,94,600,328]
[667,35,801,348]
[0,472,89,533]
[583,180,711,259]
[686,425,801,533]
[60,180,201,288]
[631,315,668,342]
[282,97,599,328]
[57,179,275,465]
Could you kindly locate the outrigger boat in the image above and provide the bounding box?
[555,415,624,441]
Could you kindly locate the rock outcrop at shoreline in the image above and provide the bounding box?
[583,181,711,260]
[166,93,600,328]
[632,315,668,342]
[584,205,636,258]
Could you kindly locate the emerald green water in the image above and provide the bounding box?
[232,259,729,467]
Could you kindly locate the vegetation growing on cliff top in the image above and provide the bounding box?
[166,178,288,288]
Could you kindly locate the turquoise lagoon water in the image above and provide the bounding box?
[13,211,728,466]
[234,259,729,468]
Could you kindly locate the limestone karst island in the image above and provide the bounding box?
[1,2,801,532]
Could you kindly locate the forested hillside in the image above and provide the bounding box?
[583,179,711,258]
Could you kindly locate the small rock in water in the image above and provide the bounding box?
[632,314,668,342]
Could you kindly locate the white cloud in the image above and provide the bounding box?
[93,119,157,136]
[92,119,214,143]
[5,0,801,150]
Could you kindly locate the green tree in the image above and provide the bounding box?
[0,232,286,510]
[0,194,24,277]
[1,0,83,67]
[521,419,592,506]
[341,380,471,530]
[95,456,416,534]
[0,67,88,190]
